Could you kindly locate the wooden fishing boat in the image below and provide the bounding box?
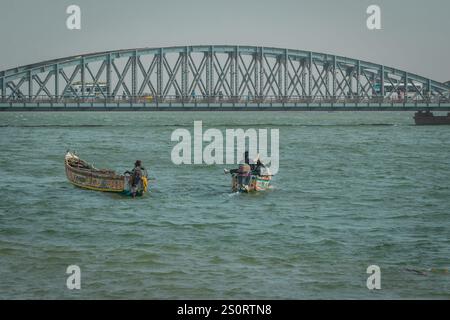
[64,151,148,196]
[229,163,272,193]
[231,173,271,193]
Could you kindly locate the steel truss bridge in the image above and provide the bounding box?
[1,45,449,111]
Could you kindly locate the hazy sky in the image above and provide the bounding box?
[1,0,449,82]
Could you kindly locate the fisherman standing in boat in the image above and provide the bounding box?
[254,158,265,176]
[124,160,146,198]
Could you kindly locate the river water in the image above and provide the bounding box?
[0,111,449,299]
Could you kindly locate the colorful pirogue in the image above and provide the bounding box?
[229,163,272,193]
[64,151,148,196]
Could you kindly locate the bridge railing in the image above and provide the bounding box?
[1,95,450,105]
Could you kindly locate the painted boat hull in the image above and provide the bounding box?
[231,174,271,193]
[65,152,147,196]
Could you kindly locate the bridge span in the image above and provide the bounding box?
[1,45,449,111]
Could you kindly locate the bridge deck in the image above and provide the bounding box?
[1,101,450,111]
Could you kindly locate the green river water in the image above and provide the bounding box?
[0,111,449,299]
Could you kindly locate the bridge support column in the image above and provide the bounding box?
[308,52,313,99]
[210,50,215,99]
[301,59,307,98]
[404,71,408,103]
[235,48,239,99]
[347,67,353,98]
[81,57,86,101]
[28,70,33,102]
[259,48,264,99]
[254,53,258,99]
[157,49,163,100]
[54,64,59,102]
[229,52,235,99]
[205,52,211,98]
[427,79,432,101]
[277,56,283,99]
[324,63,329,98]
[356,60,361,99]
[181,51,188,99]
[132,51,137,99]
[332,56,337,99]
[371,72,376,98]
[0,77,4,101]
[107,54,112,99]
[284,50,288,99]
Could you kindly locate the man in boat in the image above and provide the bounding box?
[225,152,259,188]
[253,159,265,176]
[226,152,269,175]
[124,160,146,198]
[226,151,255,174]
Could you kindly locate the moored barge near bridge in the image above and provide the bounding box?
[414,110,450,125]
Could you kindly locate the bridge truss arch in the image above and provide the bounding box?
[1,45,449,107]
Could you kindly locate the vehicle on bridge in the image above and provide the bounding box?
[373,82,424,100]
[63,81,107,98]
